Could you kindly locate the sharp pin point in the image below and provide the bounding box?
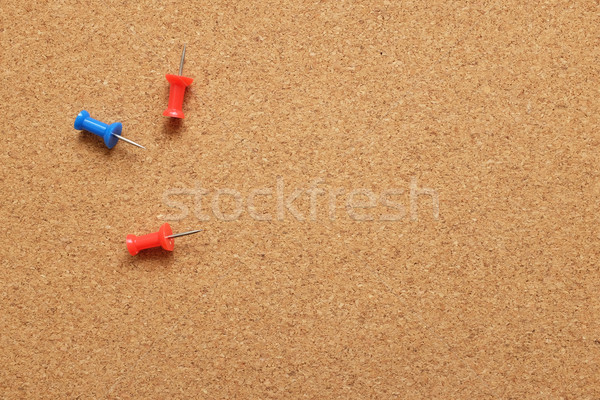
[166,229,202,239]
[179,43,186,76]
[112,133,146,149]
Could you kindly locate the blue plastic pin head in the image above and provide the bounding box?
[74,110,145,149]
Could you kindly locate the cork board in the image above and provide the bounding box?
[1,0,600,398]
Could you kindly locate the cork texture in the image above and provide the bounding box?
[1,0,600,398]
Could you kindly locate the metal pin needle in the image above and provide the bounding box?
[112,133,146,149]
[166,229,202,239]
[179,44,186,76]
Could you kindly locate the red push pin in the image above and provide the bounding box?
[163,44,193,119]
[126,223,202,256]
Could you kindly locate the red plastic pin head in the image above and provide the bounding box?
[126,223,174,256]
[126,223,202,256]
[163,74,193,118]
[163,44,193,119]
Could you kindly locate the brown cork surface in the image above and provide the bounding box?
[1,0,600,398]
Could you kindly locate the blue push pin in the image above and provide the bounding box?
[74,110,145,149]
